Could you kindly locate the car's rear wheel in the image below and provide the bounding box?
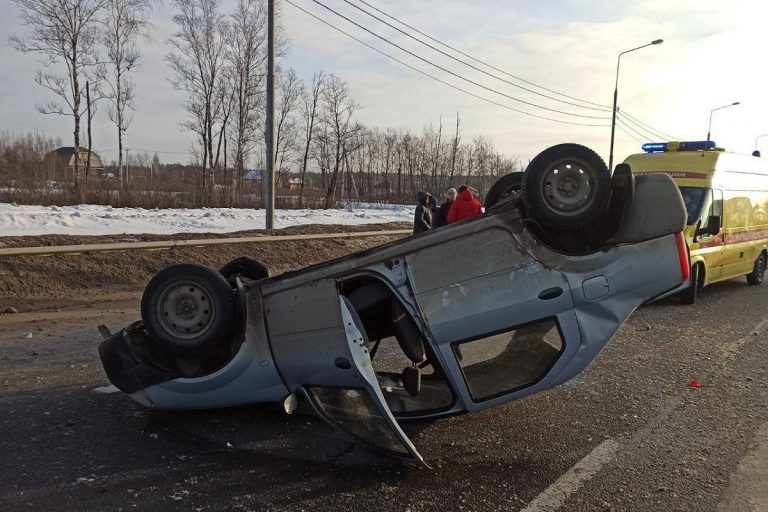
[141,264,237,357]
[484,172,523,209]
[521,144,611,229]
[747,252,766,285]
[680,263,701,304]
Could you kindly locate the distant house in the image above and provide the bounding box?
[244,169,264,181]
[287,177,302,191]
[49,147,104,172]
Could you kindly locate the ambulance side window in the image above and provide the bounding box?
[712,189,723,218]
[700,189,723,229]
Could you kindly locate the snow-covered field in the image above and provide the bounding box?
[0,202,414,237]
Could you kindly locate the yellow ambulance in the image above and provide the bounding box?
[624,141,768,304]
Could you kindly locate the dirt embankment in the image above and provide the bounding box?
[0,222,410,312]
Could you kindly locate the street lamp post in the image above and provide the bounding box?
[755,133,768,157]
[265,0,275,229]
[609,39,663,173]
[706,102,740,142]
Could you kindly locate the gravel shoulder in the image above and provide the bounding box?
[0,222,410,312]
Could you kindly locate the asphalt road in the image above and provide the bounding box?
[1,279,768,512]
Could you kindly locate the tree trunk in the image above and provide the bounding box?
[72,48,82,203]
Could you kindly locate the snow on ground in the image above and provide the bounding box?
[0,202,415,237]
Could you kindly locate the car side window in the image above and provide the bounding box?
[452,317,564,402]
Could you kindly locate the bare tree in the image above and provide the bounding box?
[448,112,461,189]
[320,75,359,208]
[225,0,268,206]
[298,71,326,208]
[167,0,228,204]
[98,0,152,204]
[10,0,109,201]
[274,67,302,188]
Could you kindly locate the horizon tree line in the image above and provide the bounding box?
[7,0,521,209]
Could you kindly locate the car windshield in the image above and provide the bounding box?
[679,187,708,226]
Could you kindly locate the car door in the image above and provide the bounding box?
[263,280,424,464]
[404,226,583,413]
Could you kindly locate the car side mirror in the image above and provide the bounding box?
[697,215,721,237]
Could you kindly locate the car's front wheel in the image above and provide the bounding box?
[141,264,238,357]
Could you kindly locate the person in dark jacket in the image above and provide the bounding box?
[447,185,483,224]
[413,191,432,234]
[427,193,438,214]
[433,187,457,228]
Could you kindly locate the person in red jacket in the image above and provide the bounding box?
[447,185,483,224]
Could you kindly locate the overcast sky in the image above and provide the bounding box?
[1,0,766,167]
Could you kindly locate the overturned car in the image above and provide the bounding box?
[99,144,689,465]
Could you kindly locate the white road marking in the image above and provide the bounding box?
[521,313,768,512]
[520,439,621,512]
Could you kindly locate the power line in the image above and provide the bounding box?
[285,0,609,127]
[342,0,608,113]
[616,117,652,142]
[619,110,681,141]
[616,123,646,144]
[355,0,682,142]
[305,0,609,120]
[355,0,610,110]
[616,111,664,140]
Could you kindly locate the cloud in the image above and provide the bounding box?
[1,0,766,165]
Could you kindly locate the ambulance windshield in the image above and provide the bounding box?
[679,186,708,225]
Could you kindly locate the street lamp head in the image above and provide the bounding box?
[732,101,741,106]
[651,39,663,45]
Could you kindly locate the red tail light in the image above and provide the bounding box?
[675,232,690,282]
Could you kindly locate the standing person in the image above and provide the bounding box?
[433,187,457,228]
[427,193,438,214]
[413,191,432,234]
[447,185,483,224]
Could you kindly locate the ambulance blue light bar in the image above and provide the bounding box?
[641,141,717,153]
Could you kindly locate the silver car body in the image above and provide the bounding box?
[112,172,688,464]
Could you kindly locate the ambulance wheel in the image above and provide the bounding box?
[680,263,701,304]
[521,144,611,230]
[484,172,523,209]
[141,264,237,357]
[747,252,766,286]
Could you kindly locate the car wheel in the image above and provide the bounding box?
[680,263,700,304]
[521,144,611,229]
[484,172,524,209]
[141,264,238,357]
[220,257,269,282]
[747,252,766,286]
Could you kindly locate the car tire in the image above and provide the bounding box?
[747,252,766,286]
[484,172,524,209]
[521,143,611,229]
[680,263,700,304]
[141,264,238,357]
[220,257,269,282]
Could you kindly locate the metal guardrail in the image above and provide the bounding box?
[0,229,411,258]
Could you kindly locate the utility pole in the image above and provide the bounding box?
[265,0,275,228]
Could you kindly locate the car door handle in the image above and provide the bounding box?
[538,287,563,300]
